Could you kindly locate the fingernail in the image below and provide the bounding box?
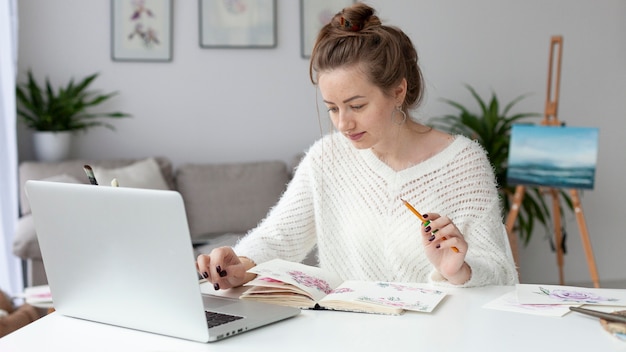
[436,244,441,249]
[213,283,220,290]
[423,220,431,227]
[423,214,428,219]
[429,234,436,242]
[424,226,431,232]
[216,265,227,277]
[433,229,439,234]
[202,272,209,279]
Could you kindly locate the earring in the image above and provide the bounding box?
[391,106,407,125]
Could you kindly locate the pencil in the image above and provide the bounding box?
[569,306,626,324]
[83,165,98,185]
[401,198,460,253]
[401,198,427,223]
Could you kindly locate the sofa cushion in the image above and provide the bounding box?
[176,161,289,238]
[18,157,174,215]
[92,158,169,190]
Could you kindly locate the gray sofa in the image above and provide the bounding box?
[14,156,308,286]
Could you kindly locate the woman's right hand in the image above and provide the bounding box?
[196,246,256,290]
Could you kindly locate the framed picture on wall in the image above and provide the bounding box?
[111,0,173,62]
[300,0,354,58]
[199,0,277,48]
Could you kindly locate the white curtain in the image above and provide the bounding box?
[0,0,22,296]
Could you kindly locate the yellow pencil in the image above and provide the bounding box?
[401,198,460,253]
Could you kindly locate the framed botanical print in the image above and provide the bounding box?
[111,0,173,62]
[199,0,277,48]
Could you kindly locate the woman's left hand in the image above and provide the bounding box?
[421,213,471,285]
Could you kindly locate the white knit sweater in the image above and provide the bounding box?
[235,133,519,287]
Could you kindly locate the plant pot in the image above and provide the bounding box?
[33,131,73,162]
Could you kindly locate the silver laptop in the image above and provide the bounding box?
[25,180,300,342]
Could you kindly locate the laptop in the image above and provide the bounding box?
[25,180,300,342]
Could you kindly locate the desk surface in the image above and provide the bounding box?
[1,285,625,351]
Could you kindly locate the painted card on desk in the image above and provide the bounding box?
[516,284,626,306]
[333,281,446,313]
[483,290,576,317]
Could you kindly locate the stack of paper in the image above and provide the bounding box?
[17,285,53,309]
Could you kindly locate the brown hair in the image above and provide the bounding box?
[309,3,424,112]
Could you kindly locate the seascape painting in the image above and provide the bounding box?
[507,125,599,190]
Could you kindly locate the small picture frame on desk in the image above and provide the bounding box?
[111,0,173,62]
[199,0,277,49]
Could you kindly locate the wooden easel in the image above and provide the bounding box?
[505,36,600,288]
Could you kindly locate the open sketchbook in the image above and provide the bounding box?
[240,259,447,315]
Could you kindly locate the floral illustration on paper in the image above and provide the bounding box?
[535,286,619,304]
[358,296,430,312]
[127,0,161,47]
[379,282,443,295]
[330,287,355,294]
[288,270,333,294]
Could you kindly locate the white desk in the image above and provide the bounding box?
[1,286,625,351]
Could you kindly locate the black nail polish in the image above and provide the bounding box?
[436,244,441,249]
[213,283,220,290]
[424,226,431,232]
[423,214,428,219]
[216,265,222,272]
[219,270,227,277]
[429,234,436,242]
[202,272,209,279]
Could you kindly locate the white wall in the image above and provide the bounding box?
[16,0,626,286]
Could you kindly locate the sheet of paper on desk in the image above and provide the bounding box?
[336,281,447,313]
[483,290,576,317]
[515,284,626,306]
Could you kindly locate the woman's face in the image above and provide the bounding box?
[318,66,402,150]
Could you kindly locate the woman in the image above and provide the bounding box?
[197,3,518,290]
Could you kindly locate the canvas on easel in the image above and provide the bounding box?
[505,36,601,288]
[507,125,599,190]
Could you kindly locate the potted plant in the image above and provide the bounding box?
[15,69,130,161]
[428,85,573,254]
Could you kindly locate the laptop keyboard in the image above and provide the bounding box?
[205,311,244,328]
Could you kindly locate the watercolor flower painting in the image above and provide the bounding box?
[288,270,333,294]
[535,286,619,304]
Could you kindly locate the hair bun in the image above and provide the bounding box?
[333,3,380,32]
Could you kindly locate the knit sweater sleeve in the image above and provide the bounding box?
[233,148,318,264]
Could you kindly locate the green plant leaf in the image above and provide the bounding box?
[428,84,573,246]
[15,69,131,132]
